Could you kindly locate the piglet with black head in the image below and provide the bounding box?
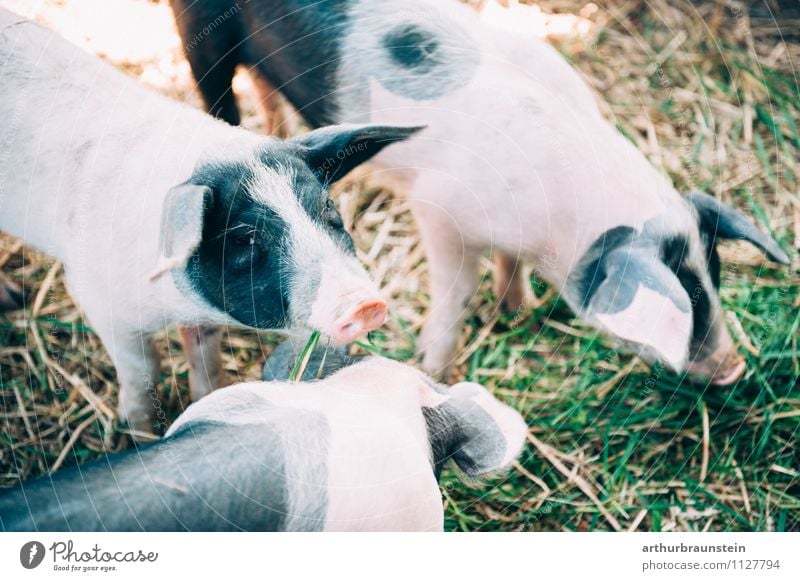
[152,124,423,403]
[0,7,421,435]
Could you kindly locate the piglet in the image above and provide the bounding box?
[0,356,527,532]
[0,8,420,433]
[171,0,792,384]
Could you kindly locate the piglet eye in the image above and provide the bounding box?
[231,227,258,248]
[233,234,255,247]
[324,198,344,227]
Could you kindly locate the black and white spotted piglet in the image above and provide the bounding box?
[0,355,527,532]
[0,9,419,433]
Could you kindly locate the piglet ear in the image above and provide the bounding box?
[294,123,425,184]
[149,183,211,282]
[687,191,790,265]
[434,383,527,478]
[583,249,693,372]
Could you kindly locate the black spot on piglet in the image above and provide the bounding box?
[383,25,440,72]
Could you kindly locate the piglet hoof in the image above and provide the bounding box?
[493,256,531,315]
[418,323,461,380]
[0,274,25,312]
[118,409,156,442]
[500,287,529,315]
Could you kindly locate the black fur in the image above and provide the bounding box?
[295,124,424,183]
[185,142,353,329]
[383,24,441,73]
[422,406,454,480]
[184,125,415,329]
[687,191,790,265]
[697,229,722,289]
[170,0,353,127]
[262,340,362,381]
[0,414,330,532]
[570,224,719,365]
[660,235,717,362]
[170,0,246,124]
[569,225,638,311]
[423,396,507,479]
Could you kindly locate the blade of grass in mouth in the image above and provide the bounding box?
[289,330,321,382]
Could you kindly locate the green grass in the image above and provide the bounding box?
[356,269,798,531]
[343,255,798,532]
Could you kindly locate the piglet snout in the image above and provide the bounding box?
[687,342,747,386]
[331,299,387,343]
[708,356,746,386]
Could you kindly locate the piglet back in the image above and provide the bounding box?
[0,416,329,532]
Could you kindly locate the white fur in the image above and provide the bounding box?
[0,12,242,429]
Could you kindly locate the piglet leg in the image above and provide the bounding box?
[0,271,24,311]
[251,72,299,138]
[96,328,162,437]
[179,325,224,401]
[494,252,531,313]
[414,202,481,379]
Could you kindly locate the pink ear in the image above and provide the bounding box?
[596,285,693,371]
[150,184,210,282]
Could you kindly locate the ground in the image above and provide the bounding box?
[0,0,798,532]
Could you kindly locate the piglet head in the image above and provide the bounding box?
[152,124,424,342]
[567,192,790,385]
[330,356,528,479]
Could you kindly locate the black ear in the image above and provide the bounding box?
[578,247,694,372]
[687,191,790,265]
[425,383,527,479]
[293,124,425,184]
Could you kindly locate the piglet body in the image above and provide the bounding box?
[0,357,527,532]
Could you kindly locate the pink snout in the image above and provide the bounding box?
[687,349,747,386]
[708,357,747,386]
[331,299,387,343]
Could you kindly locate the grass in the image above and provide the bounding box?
[289,331,322,381]
[0,0,798,531]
